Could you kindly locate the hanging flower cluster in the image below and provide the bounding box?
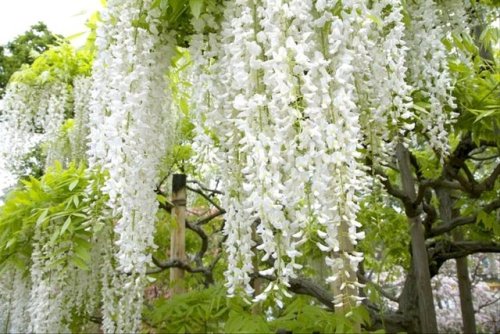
[7,269,31,333]
[0,268,30,333]
[358,0,414,164]
[69,76,93,163]
[86,0,176,331]
[438,0,472,34]
[191,0,464,308]
[0,82,69,174]
[192,0,372,307]
[0,0,471,329]
[28,225,73,333]
[405,0,458,155]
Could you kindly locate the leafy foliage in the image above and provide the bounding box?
[0,163,98,272]
[0,22,61,96]
[448,30,500,145]
[10,43,93,86]
[144,286,229,333]
[144,287,372,333]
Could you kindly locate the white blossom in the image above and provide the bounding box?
[0,82,68,174]
[191,0,376,307]
[87,0,176,331]
[406,0,457,156]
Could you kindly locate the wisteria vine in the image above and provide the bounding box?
[0,0,471,331]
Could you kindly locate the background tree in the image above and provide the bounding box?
[0,22,61,97]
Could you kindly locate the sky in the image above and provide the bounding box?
[0,0,102,45]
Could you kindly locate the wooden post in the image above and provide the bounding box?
[170,174,187,295]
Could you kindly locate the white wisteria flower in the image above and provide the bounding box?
[87,0,177,331]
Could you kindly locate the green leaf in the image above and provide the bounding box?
[157,194,167,205]
[73,195,80,208]
[69,179,79,191]
[367,14,383,28]
[74,243,91,264]
[71,256,89,271]
[60,216,72,235]
[36,209,49,227]
[49,228,59,245]
[6,237,17,249]
[189,0,204,19]
[224,311,270,333]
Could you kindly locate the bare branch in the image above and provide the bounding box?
[186,185,225,213]
[186,220,209,267]
[187,180,224,195]
[364,157,409,201]
[253,273,335,310]
[150,257,209,275]
[431,198,500,236]
[357,272,399,303]
[477,163,500,193]
[196,210,225,226]
[432,241,500,263]
[475,295,500,313]
[462,163,477,186]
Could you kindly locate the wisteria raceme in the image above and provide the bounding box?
[0,268,15,330]
[28,226,70,333]
[70,76,93,163]
[45,76,93,168]
[191,0,374,307]
[312,0,367,308]
[360,0,414,164]
[188,3,225,176]
[8,269,31,333]
[406,0,457,156]
[438,0,472,34]
[0,268,32,333]
[0,84,44,173]
[87,0,176,331]
[0,81,70,175]
[214,0,261,298]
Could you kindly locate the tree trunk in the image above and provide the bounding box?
[170,174,187,295]
[396,143,438,333]
[454,231,477,334]
[437,187,477,333]
[409,219,438,333]
[399,265,421,334]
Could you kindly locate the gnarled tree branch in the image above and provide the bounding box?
[430,198,500,236]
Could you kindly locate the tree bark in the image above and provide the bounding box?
[454,230,477,334]
[170,174,187,295]
[398,265,421,334]
[396,143,438,333]
[437,166,477,333]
